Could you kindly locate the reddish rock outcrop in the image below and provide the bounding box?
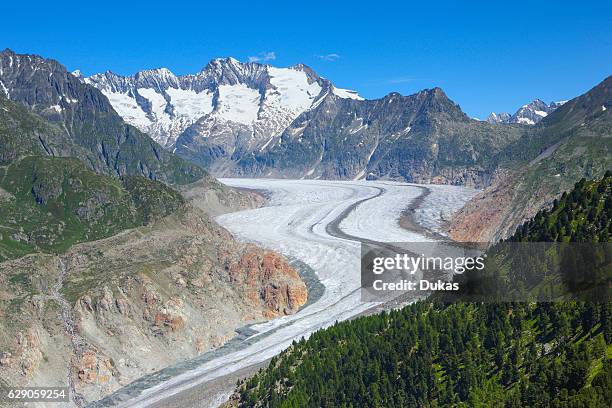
[228,248,307,317]
[449,170,517,243]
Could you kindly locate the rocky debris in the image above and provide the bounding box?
[11,329,44,378]
[77,350,98,383]
[179,177,266,217]
[0,351,12,367]
[75,349,117,387]
[229,248,307,317]
[0,187,14,202]
[195,338,206,353]
[11,231,30,242]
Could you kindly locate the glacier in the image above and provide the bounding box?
[96,179,474,408]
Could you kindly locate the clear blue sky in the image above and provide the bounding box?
[3,1,611,118]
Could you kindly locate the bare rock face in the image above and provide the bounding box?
[449,170,518,243]
[229,248,307,317]
[0,204,307,403]
[12,329,44,378]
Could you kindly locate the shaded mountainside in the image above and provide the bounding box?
[0,49,205,185]
[0,93,186,261]
[451,76,612,242]
[234,88,524,186]
[0,94,88,164]
[0,70,241,262]
[227,175,612,408]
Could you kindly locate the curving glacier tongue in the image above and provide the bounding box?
[89,179,474,408]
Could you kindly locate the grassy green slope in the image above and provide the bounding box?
[0,94,88,165]
[0,156,184,261]
[499,77,611,235]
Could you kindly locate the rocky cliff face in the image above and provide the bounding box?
[0,204,307,403]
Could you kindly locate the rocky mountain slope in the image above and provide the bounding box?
[0,203,307,403]
[87,59,529,185]
[235,88,524,185]
[451,76,611,242]
[86,57,605,203]
[0,155,185,262]
[0,93,187,262]
[486,99,566,125]
[0,49,205,185]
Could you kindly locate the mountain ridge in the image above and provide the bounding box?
[451,75,612,242]
[0,48,206,185]
[486,98,567,125]
[84,58,362,149]
[86,56,601,188]
[231,85,524,185]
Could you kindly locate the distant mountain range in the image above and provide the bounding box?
[83,59,591,189]
[485,99,567,125]
[85,59,527,184]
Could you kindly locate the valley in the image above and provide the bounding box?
[88,179,475,407]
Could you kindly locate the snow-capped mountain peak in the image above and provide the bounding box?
[85,58,363,148]
[485,112,511,124]
[331,85,364,100]
[486,99,566,125]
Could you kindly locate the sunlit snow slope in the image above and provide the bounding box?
[85,59,360,149]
